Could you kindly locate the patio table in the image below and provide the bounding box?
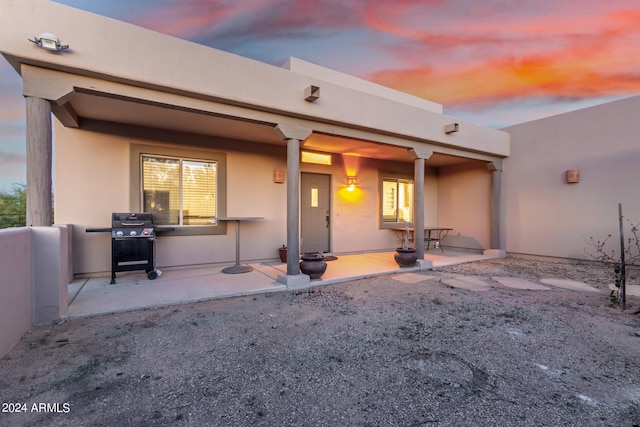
[216,217,264,273]
[391,227,453,252]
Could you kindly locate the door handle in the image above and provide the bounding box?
[326,214,330,228]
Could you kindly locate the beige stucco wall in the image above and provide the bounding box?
[54,123,130,273]
[0,228,31,358]
[54,122,289,273]
[0,226,70,358]
[160,144,288,268]
[502,95,640,259]
[54,121,449,275]
[31,226,70,323]
[283,57,443,113]
[438,162,492,250]
[326,158,439,253]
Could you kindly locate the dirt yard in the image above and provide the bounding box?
[2,257,640,426]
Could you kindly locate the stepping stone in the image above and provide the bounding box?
[442,276,492,292]
[493,276,551,291]
[393,273,435,284]
[540,278,600,293]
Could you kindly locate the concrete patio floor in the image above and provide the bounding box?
[65,249,495,319]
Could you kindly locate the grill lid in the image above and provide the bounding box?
[112,212,154,228]
[111,213,155,238]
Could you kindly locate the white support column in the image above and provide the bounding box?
[274,125,312,287]
[486,160,505,256]
[409,148,432,269]
[25,97,53,227]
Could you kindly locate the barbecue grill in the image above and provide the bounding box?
[87,212,160,284]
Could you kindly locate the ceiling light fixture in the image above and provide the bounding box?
[28,33,69,52]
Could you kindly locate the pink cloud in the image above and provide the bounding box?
[18,0,640,126]
[132,1,246,38]
[371,48,640,109]
[360,2,640,108]
[0,152,26,167]
[0,105,23,122]
[0,94,26,139]
[132,0,366,40]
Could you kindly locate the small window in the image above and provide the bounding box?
[381,177,413,223]
[142,155,217,226]
[301,151,332,165]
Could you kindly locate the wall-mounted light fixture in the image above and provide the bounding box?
[273,169,285,183]
[305,85,320,102]
[444,122,459,134]
[347,176,357,192]
[566,169,580,184]
[28,33,69,52]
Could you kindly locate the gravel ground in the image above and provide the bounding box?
[2,257,640,426]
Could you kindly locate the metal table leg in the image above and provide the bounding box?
[222,219,253,274]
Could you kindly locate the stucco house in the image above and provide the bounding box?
[1,4,510,271]
[4,0,638,358]
[0,0,511,356]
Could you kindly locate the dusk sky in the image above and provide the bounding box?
[1,0,640,191]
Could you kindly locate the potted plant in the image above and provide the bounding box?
[300,252,327,279]
[278,245,287,263]
[394,223,417,267]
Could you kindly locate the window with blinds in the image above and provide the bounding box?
[381,177,413,223]
[142,155,217,226]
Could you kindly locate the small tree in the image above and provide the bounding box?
[0,184,27,228]
[585,204,640,310]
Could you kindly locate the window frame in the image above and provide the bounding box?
[130,144,227,236]
[379,173,414,229]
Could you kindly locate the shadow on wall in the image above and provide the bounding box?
[442,234,485,251]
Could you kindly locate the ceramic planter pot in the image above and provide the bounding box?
[300,252,327,279]
[394,248,417,267]
[278,245,287,263]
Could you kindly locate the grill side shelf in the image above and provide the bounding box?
[154,227,175,233]
[86,228,112,233]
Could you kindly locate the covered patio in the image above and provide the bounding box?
[0,0,510,358]
[65,249,495,319]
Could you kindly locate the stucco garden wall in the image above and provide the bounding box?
[0,228,31,358]
[0,226,71,358]
[502,95,640,260]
